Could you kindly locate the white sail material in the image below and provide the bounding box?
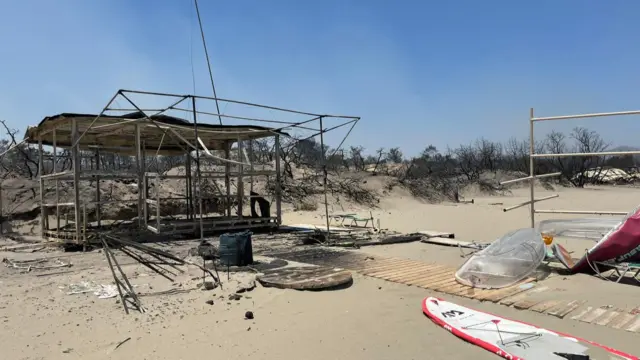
[455,228,546,289]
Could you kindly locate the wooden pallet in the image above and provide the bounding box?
[268,248,640,333]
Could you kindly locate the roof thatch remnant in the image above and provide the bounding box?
[24,112,286,155]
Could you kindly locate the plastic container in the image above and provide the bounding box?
[455,228,546,289]
[219,231,253,266]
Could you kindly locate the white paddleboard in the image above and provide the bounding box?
[422,297,638,360]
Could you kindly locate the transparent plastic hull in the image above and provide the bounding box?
[537,218,623,240]
[455,228,546,289]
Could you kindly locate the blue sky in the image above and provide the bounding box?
[2,0,640,156]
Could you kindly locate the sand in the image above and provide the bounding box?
[1,185,639,359]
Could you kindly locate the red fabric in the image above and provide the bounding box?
[572,207,640,273]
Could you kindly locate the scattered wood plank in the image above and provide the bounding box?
[514,298,544,310]
[380,264,436,281]
[595,309,622,326]
[609,313,635,330]
[578,307,609,324]
[415,271,456,289]
[399,266,452,285]
[365,261,423,277]
[359,259,417,275]
[571,307,593,321]
[624,315,640,333]
[480,279,537,302]
[500,286,549,306]
[547,300,586,319]
[531,300,562,313]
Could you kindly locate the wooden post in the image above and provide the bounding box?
[38,137,46,238]
[156,173,161,232]
[319,117,330,239]
[141,141,147,227]
[274,135,282,225]
[224,142,231,217]
[185,153,192,220]
[95,148,101,227]
[53,128,60,236]
[0,183,3,235]
[192,97,204,238]
[248,139,254,193]
[71,119,81,243]
[237,138,244,218]
[135,124,143,229]
[82,203,87,251]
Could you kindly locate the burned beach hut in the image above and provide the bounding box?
[21,89,360,245]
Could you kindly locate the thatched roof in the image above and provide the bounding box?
[24,112,286,155]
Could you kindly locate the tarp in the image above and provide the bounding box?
[568,204,640,273]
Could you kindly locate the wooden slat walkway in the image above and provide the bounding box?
[267,248,640,333]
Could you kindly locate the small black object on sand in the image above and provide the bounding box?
[245,311,254,320]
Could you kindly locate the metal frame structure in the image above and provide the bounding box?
[24,89,360,244]
[518,108,640,227]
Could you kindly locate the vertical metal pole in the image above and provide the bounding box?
[529,108,535,228]
[237,137,244,218]
[319,117,330,239]
[192,97,204,238]
[274,135,282,225]
[95,148,101,228]
[71,119,81,242]
[38,137,46,238]
[53,128,60,236]
[135,124,143,230]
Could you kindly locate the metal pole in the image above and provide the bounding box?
[503,194,559,212]
[192,97,204,238]
[529,108,535,228]
[499,172,561,186]
[319,117,331,240]
[535,209,628,216]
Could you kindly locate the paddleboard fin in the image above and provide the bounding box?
[553,352,590,360]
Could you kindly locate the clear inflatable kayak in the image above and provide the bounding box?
[537,218,623,241]
[455,228,546,289]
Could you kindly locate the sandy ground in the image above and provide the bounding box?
[1,185,639,359]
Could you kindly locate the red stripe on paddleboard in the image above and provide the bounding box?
[422,297,639,360]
